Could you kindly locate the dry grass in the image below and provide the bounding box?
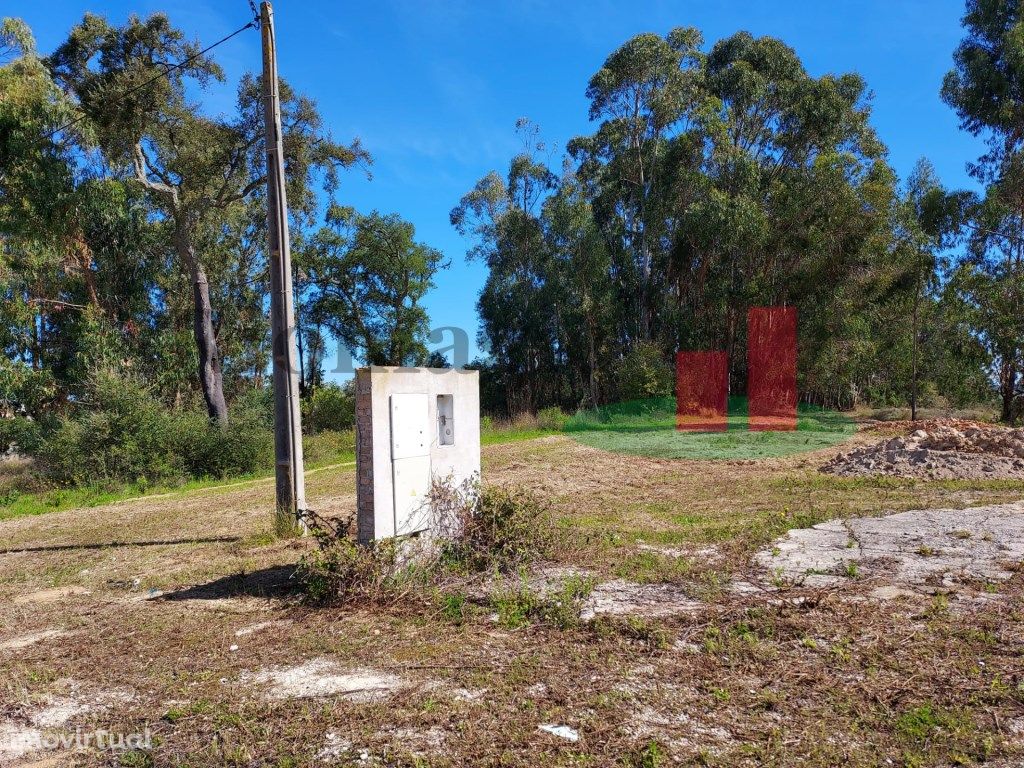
[1,434,1023,766]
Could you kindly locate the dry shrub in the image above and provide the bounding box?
[430,476,555,573]
[296,517,424,605]
[297,478,555,604]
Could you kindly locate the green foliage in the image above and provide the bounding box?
[303,206,447,367]
[181,413,273,481]
[438,591,471,624]
[614,551,691,584]
[942,0,1024,138]
[302,429,355,466]
[0,415,43,455]
[32,372,272,487]
[0,11,370,426]
[490,574,594,630]
[490,582,539,629]
[39,373,183,486]
[298,481,557,609]
[535,406,568,431]
[296,523,411,604]
[942,1,1024,422]
[302,382,355,433]
[454,26,1001,418]
[894,704,964,746]
[612,342,674,402]
[623,741,666,768]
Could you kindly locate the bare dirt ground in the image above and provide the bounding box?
[2,429,1024,767]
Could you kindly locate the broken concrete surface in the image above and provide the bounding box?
[0,629,68,652]
[244,659,405,702]
[580,579,703,620]
[757,501,1024,589]
[515,565,703,620]
[0,685,135,764]
[0,722,42,763]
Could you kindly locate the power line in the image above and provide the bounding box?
[45,18,258,141]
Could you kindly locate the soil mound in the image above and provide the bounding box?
[823,422,1024,479]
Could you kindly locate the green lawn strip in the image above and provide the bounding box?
[0,451,353,523]
[0,423,562,522]
[564,396,856,460]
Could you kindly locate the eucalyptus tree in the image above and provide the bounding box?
[942,0,1024,420]
[689,32,893,391]
[0,18,79,273]
[951,161,1024,421]
[541,172,615,407]
[0,18,159,413]
[0,17,72,399]
[892,159,971,419]
[303,206,446,368]
[47,13,367,424]
[568,27,706,346]
[455,27,902,412]
[942,0,1024,165]
[452,124,563,413]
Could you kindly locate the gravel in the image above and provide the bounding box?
[821,423,1024,479]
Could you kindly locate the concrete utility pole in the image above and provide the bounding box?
[260,1,307,533]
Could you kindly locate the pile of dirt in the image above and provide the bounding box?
[863,418,994,436]
[823,422,1024,479]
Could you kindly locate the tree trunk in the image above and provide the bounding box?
[911,270,920,422]
[1000,357,1017,424]
[175,228,229,426]
[72,232,101,311]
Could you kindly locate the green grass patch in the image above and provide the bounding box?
[564,395,855,460]
[0,418,565,523]
[481,425,558,446]
[614,550,691,583]
[0,435,357,523]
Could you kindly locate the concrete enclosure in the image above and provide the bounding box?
[355,366,481,543]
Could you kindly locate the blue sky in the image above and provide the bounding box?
[10,0,986,378]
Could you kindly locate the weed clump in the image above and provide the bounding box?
[432,479,555,573]
[297,519,416,604]
[297,479,556,606]
[491,572,595,629]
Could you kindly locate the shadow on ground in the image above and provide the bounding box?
[160,564,300,602]
[0,535,243,555]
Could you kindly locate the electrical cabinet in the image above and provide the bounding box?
[356,367,480,544]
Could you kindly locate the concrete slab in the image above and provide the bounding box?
[757,501,1024,589]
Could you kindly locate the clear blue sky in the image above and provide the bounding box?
[9,0,987,377]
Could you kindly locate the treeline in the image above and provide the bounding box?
[456,8,1024,422]
[4,2,1024,492]
[0,14,448,482]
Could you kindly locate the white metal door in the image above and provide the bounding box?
[389,393,431,534]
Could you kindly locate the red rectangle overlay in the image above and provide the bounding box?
[676,351,728,432]
[748,307,797,431]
